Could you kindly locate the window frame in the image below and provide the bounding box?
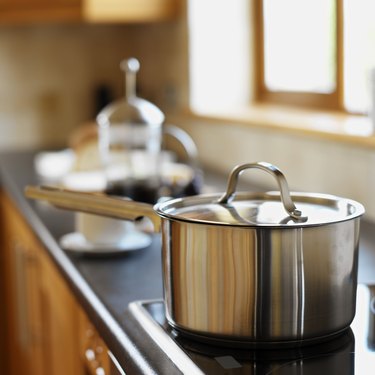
[253,0,345,111]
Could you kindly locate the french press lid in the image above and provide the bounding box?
[96,57,164,128]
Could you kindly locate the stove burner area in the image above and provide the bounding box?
[128,284,375,374]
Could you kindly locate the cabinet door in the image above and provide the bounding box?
[39,250,82,375]
[2,199,44,375]
[1,192,82,375]
[0,0,179,24]
[0,0,81,24]
[0,0,80,8]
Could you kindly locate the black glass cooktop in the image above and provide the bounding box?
[128,284,375,374]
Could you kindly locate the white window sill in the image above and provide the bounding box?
[183,104,375,149]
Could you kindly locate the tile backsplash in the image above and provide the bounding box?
[0,18,186,153]
[0,24,134,149]
[0,21,186,150]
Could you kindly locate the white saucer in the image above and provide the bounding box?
[60,232,152,255]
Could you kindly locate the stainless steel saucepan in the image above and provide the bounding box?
[25,161,365,347]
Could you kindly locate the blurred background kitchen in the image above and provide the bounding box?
[2,0,375,219]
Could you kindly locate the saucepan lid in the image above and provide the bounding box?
[155,162,365,227]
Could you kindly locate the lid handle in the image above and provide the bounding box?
[217,162,307,221]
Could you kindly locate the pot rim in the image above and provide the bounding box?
[154,191,365,228]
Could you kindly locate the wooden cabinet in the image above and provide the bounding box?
[0,191,115,375]
[82,0,180,23]
[0,0,180,24]
[0,0,82,24]
[0,192,83,375]
[39,249,83,375]
[2,192,47,375]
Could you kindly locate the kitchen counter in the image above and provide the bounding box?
[0,150,174,374]
[1,150,375,374]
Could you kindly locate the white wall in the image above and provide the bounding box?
[177,118,375,222]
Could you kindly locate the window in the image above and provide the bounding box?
[255,0,375,114]
[344,0,375,113]
[188,0,251,112]
[188,0,375,115]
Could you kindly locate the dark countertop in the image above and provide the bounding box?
[2,150,375,374]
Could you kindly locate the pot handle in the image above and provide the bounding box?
[163,124,199,169]
[217,162,306,221]
[24,185,161,232]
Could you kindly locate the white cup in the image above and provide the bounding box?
[75,213,136,246]
[62,167,156,249]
